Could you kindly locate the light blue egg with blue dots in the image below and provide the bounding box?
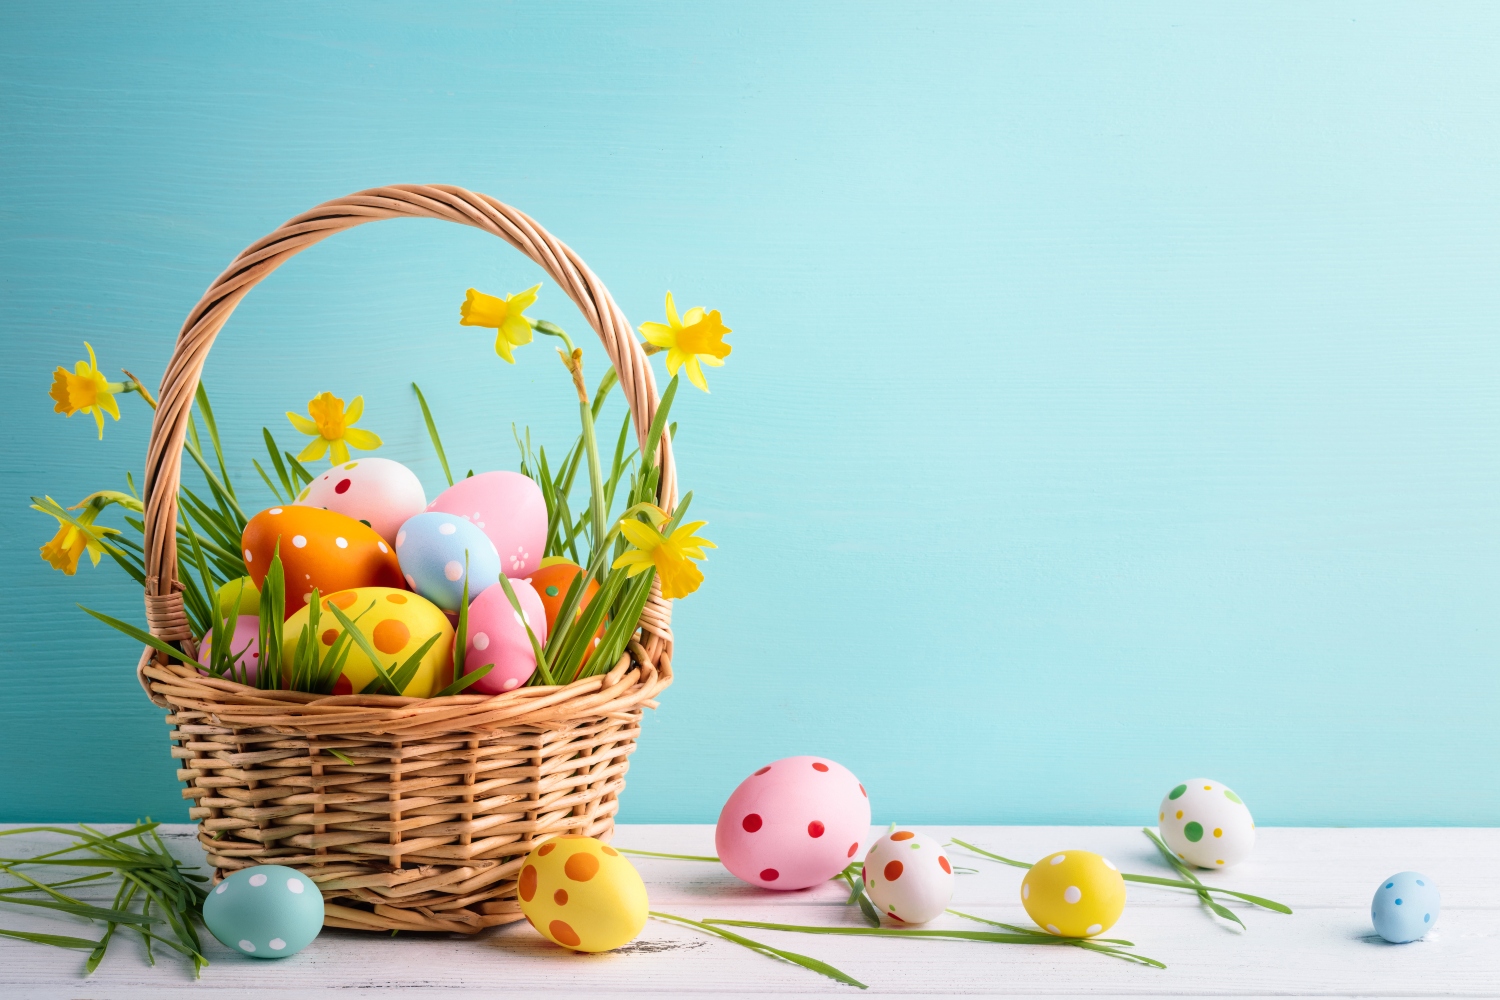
[395,511,501,612]
[1371,871,1440,943]
[203,865,324,959]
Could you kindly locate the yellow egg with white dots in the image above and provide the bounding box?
[517,836,648,953]
[1020,850,1126,938]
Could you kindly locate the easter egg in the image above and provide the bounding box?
[1158,779,1255,869]
[426,471,546,579]
[715,756,871,890]
[461,578,546,694]
[1371,871,1440,943]
[199,616,262,683]
[203,865,323,959]
[242,506,402,617]
[215,576,260,618]
[529,558,605,665]
[395,511,502,612]
[1021,850,1126,938]
[295,457,427,546]
[517,836,648,953]
[282,588,453,697]
[863,828,953,924]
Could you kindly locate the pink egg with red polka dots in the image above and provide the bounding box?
[426,471,546,579]
[715,756,871,891]
[460,577,547,694]
[296,458,426,547]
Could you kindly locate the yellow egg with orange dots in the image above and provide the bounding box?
[1020,849,1126,938]
[517,835,648,952]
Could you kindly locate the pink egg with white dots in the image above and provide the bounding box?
[296,458,426,547]
[715,756,871,890]
[426,471,546,579]
[199,616,262,685]
[461,577,547,694]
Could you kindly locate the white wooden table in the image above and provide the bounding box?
[1,824,1495,998]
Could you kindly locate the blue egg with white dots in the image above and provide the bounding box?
[394,511,501,612]
[1371,871,1440,943]
[203,865,324,959]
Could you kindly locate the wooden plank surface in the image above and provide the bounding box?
[1,824,1495,997]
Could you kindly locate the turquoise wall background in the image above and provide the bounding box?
[2,2,1497,826]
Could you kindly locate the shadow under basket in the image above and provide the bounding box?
[135,185,679,933]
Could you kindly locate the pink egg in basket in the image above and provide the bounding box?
[461,577,547,694]
[198,616,262,684]
[715,756,871,890]
[296,457,426,547]
[426,471,546,579]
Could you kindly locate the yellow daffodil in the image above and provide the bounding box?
[287,392,382,465]
[460,284,540,363]
[33,494,124,575]
[612,509,716,599]
[50,342,124,439]
[639,292,731,392]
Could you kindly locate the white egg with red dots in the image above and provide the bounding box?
[297,457,426,547]
[863,829,954,924]
[1158,779,1255,869]
[715,756,871,890]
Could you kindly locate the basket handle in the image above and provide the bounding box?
[139,185,676,673]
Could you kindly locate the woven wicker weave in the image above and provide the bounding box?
[137,185,675,932]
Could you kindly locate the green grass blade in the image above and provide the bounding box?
[651,911,866,990]
[412,382,454,487]
[79,607,208,672]
[262,428,295,499]
[431,663,493,698]
[615,848,719,862]
[0,928,100,950]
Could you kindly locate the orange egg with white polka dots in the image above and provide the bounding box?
[242,505,403,617]
[280,587,453,697]
[517,836,648,953]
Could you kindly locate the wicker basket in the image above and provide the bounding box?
[135,185,675,933]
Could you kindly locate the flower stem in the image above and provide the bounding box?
[558,348,608,571]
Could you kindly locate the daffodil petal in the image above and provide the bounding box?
[343,427,382,451]
[502,315,534,347]
[297,437,329,462]
[344,395,364,424]
[329,439,350,465]
[700,355,725,367]
[287,412,320,435]
[639,322,675,347]
[495,332,516,363]
[618,518,665,550]
[664,291,680,329]
[682,307,705,327]
[92,406,105,439]
[684,356,709,393]
[98,389,121,419]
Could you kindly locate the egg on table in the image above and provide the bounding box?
[242,506,403,616]
[460,577,546,693]
[1021,850,1126,938]
[426,471,546,579]
[295,457,427,546]
[203,865,324,959]
[394,511,502,612]
[199,617,261,683]
[282,587,454,697]
[529,557,604,665]
[1371,871,1440,943]
[517,835,648,952]
[863,828,953,924]
[1158,779,1255,869]
[715,756,871,890]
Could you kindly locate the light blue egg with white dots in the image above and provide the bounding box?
[394,511,501,612]
[1371,871,1440,943]
[203,865,324,959]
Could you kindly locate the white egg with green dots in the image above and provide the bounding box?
[203,865,324,959]
[1158,779,1255,869]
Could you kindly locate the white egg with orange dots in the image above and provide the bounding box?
[1158,779,1255,869]
[281,587,454,697]
[1021,850,1126,938]
[862,828,954,924]
[516,835,648,952]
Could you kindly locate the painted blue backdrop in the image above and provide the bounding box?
[2,3,1497,826]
